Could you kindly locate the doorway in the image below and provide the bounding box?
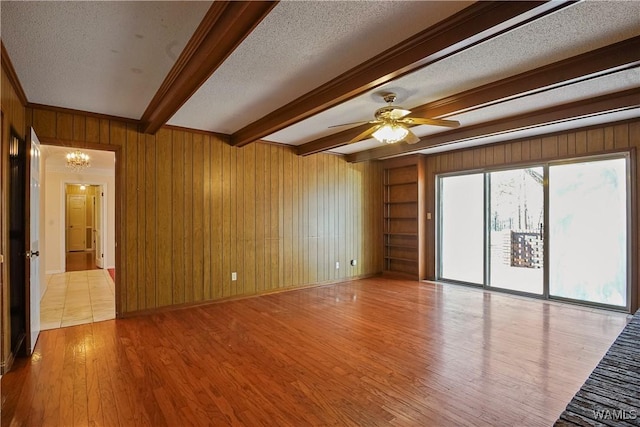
[488,167,544,295]
[437,154,630,311]
[65,184,102,272]
[39,146,116,329]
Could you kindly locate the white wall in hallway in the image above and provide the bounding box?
[43,167,115,274]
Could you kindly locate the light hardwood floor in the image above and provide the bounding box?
[2,278,629,426]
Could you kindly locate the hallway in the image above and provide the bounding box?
[65,250,98,272]
[41,269,115,330]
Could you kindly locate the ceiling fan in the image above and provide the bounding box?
[331,93,460,145]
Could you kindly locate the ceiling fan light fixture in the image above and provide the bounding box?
[372,123,409,144]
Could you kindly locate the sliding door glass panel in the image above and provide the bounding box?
[439,174,484,284]
[549,158,627,307]
[488,167,544,294]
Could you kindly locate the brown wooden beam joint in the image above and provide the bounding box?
[231,1,571,148]
[140,1,277,135]
[297,36,640,156]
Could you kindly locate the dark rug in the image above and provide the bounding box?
[554,309,640,426]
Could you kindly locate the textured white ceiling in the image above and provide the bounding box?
[168,0,472,133]
[1,1,638,160]
[267,0,640,147]
[330,67,640,155]
[1,1,211,118]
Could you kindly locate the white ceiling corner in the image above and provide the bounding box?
[1,1,212,118]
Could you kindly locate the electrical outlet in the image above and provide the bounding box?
[231,272,237,281]
[350,259,357,266]
[335,261,340,269]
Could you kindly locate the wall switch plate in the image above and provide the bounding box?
[350,259,357,266]
[231,272,237,281]
[427,212,432,220]
[335,261,340,269]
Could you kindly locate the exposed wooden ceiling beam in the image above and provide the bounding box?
[230,1,571,147]
[346,88,640,163]
[140,1,277,135]
[297,37,640,156]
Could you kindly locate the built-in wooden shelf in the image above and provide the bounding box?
[385,244,419,250]
[384,256,418,263]
[383,158,425,279]
[385,201,418,205]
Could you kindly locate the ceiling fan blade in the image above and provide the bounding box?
[328,120,371,128]
[349,124,382,144]
[405,129,420,145]
[403,117,460,128]
[388,108,411,120]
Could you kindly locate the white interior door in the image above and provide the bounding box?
[95,187,104,268]
[67,194,86,251]
[28,128,41,354]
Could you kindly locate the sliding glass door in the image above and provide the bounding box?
[439,174,484,284]
[436,155,629,310]
[549,158,628,307]
[488,167,544,294]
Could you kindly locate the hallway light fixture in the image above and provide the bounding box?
[66,150,90,171]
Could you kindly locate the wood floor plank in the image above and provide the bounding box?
[89,323,121,426]
[2,278,630,427]
[86,322,105,426]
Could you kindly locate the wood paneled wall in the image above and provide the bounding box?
[1,62,27,371]
[423,119,640,311]
[27,107,384,315]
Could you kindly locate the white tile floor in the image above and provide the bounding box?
[41,269,115,330]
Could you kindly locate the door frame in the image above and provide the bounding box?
[61,183,107,266]
[39,138,121,318]
[65,191,88,253]
[93,187,105,268]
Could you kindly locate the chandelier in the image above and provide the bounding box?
[66,150,90,171]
